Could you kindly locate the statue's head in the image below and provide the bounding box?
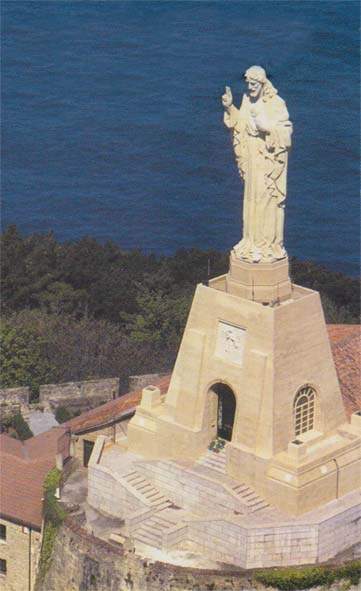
[244,66,277,101]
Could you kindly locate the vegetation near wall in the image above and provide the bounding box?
[1,226,360,397]
[37,468,66,584]
[254,561,361,590]
[1,412,33,440]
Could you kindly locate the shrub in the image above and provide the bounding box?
[55,406,73,424]
[254,561,361,590]
[4,413,33,440]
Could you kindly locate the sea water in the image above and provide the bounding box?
[2,1,360,275]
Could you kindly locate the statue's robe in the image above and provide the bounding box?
[224,93,292,262]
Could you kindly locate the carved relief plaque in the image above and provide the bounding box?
[215,321,246,366]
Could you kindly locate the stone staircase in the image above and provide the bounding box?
[231,482,269,513]
[196,448,269,513]
[122,470,172,509]
[132,511,178,549]
[196,447,227,474]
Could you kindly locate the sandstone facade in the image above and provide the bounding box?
[0,518,41,591]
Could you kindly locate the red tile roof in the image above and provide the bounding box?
[0,427,70,529]
[66,324,360,435]
[327,324,360,417]
[65,374,171,434]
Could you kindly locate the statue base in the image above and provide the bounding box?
[226,252,292,304]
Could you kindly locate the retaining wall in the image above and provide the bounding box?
[36,517,361,591]
[0,386,30,422]
[39,378,119,412]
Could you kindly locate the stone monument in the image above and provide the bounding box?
[127,65,360,513]
[223,65,292,264]
[88,67,361,567]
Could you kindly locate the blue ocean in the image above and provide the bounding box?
[2,1,360,275]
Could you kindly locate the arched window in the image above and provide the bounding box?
[294,386,316,437]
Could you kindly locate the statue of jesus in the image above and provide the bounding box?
[222,66,292,263]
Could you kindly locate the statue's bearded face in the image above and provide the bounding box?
[246,78,263,99]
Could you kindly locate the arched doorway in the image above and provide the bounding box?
[210,383,236,441]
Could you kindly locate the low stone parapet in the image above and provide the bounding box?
[39,377,119,412]
[0,386,30,422]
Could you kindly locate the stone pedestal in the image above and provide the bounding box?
[127,244,361,516]
[227,252,292,303]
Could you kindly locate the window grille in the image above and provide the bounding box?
[294,386,315,436]
[0,525,5,541]
[0,559,6,574]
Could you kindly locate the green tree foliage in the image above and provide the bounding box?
[0,320,53,399]
[289,258,360,321]
[4,310,175,392]
[2,413,33,440]
[121,287,190,348]
[1,227,359,394]
[54,406,73,424]
[2,226,359,324]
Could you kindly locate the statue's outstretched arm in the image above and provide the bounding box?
[224,104,239,129]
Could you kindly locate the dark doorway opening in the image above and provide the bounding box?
[83,439,95,467]
[211,383,236,441]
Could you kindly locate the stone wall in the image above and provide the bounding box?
[138,459,242,515]
[128,373,168,393]
[0,517,41,591]
[37,517,360,591]
[88,463,145,518]
[0,387,30,423]
[39,378,119,413]
[318,502,361,563]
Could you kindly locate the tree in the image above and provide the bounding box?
[37,281,88,316]
[4,413,33,440]
[121,287,190,348]
[0,321,53,400]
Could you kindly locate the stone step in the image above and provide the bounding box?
[147,520,168,532]
[231,484,269,512]
[203,450,227,463]
[149,495,166,505]
[232,484,250,494]
[137,485,155,494]
[143,488,161,497]
[151,500,172,511]
[203,454,226,466]
[132,508,179,549]
[249,500,269,512]
[122,471,172,508]
[133,528,162,548]
[197,451,227,474]
[151,512,177,526]
[136,523,162,540]
[125,472,144,483]
[241,490,257,500]
[201,457,226,469]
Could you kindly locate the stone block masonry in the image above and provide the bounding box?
[37,517,361,591]
[128,373,169,392]
[0,387,30,423]
[39,377,119,413]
